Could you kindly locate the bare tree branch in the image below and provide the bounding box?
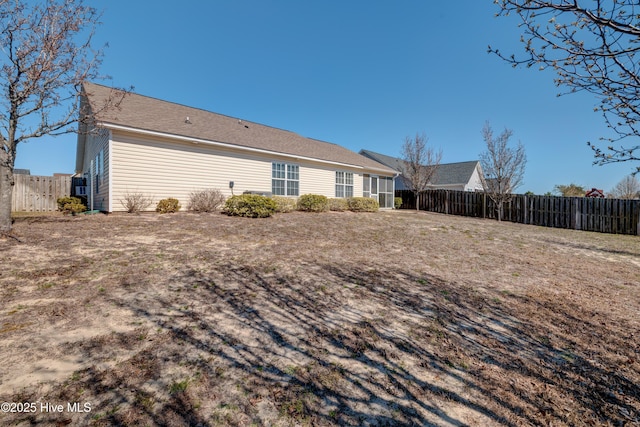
[491,0,640,173]
[0,0,128,232]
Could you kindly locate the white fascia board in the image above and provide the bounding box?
[100,122,381,171]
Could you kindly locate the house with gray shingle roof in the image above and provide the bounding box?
[359,149,484,192]
[76,83,397,212]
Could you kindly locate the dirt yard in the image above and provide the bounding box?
[0,210,638,426]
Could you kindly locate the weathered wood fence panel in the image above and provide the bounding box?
[396,189,640,236]
[11,175,71,212]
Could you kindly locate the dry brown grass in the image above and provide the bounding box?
[0,210,638,426]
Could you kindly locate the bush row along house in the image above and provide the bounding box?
[76,83,398,212]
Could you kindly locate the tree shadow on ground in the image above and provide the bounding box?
[4,259,639,426]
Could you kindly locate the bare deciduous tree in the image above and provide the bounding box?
[609,175,640,199]
[491,1,640,173]
[399,132,442,211]
[0,0,126,233]
[479,122,526,221]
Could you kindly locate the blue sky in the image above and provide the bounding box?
[14,0,637,194]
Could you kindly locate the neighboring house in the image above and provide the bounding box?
[14,169,30,175]
[359,150,484,192]
[76,83,397,212]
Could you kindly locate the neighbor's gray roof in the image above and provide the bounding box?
[359,149,480,186]
[82,82,395,173]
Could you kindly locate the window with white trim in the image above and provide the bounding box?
[335,171,354,198]
[272,162,299,196]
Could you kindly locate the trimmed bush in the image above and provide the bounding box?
[224,194,277,218]
[272,196,297,213]
[62,202,87,215]
[394,197,403,209]
[347,197,379,212]
[328,198,349,212]
[56,196,82,212]
[120,192,153,213]
[156,198,181,213]
[188,189,225,212]
[297,194,328,212]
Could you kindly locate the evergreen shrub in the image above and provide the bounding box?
[156,198,181,213]
[328,198,349,211]
[347,197,379,212]
[297,194,328,212]
[224,194,277,218]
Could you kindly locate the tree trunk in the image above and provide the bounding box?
[415,191,419,211]
[0,163,14,232]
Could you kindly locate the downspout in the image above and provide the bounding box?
[108,130,113,212]
[90,159,94,212]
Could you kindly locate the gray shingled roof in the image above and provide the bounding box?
[82,82,395,173]
[359,149,480,186]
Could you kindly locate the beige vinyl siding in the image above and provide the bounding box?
[279,165,365,198]
[352,172,364,197]
[109,130,386,212]
[298,165,335,196]
[81,127,110,211]
[111,131,271,211]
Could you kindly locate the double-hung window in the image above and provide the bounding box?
[272,162,299,196]
[335,171,354,198]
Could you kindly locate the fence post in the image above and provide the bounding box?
[445,190,449,215]
[482,193,486,219]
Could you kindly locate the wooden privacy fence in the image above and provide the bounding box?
[11,174,71,212]
[396,189,640,236]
